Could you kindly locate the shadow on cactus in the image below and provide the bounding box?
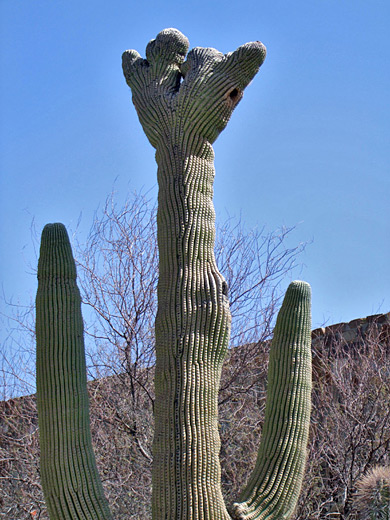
[36,28,312,520]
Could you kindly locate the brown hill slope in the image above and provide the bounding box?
[1,313,389,519]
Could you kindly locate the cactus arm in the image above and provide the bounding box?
[232,280,312,520]
[123,29,266,520]
[36,223,112,520]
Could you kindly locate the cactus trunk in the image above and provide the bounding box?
[153,140,231,518]
[36,223,112,520]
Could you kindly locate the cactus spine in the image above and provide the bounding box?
[36,223,112,520]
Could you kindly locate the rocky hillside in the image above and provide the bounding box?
[1,313,389,519]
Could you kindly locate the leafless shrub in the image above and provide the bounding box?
[0,394,42,519]
[295,318,390,519]
[75,192,304,405]
[1,189,305,517]
[0,304,35,401]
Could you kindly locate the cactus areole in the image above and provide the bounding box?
[122,28,312,520]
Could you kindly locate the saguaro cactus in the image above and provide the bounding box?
[36,223,112,520]
[122,28,312,520]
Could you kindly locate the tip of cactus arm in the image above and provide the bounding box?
[41,222,69,243]
[244,40,267,70]
[42,222,66,230]
[38,223,77,281]
[156,28,189,50]
[244,40,267,59]
[290,279,310,287]
[287,280,311,294]
[283,281,312,318]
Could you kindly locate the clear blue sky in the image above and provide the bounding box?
[1,0,389,332]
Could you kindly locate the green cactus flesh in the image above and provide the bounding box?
[123,28,312,520]
[233,280,312,520]
[36,223,112,520]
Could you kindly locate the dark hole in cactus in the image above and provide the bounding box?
[229,88,240,101]
[222,281,229,297]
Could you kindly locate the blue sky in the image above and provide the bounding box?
[1,0,389,333]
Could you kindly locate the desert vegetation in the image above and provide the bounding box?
[1,27,389,520]
[1,304,389,519]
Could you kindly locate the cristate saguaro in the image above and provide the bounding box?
[122,28,265,520]
[122,28,312,520]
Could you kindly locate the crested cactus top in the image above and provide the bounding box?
[122,28,266,147]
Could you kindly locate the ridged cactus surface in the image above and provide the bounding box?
[233,280,312,519]
[123,28,267,520]
[36,223,112,520]
[123,28,312,520]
